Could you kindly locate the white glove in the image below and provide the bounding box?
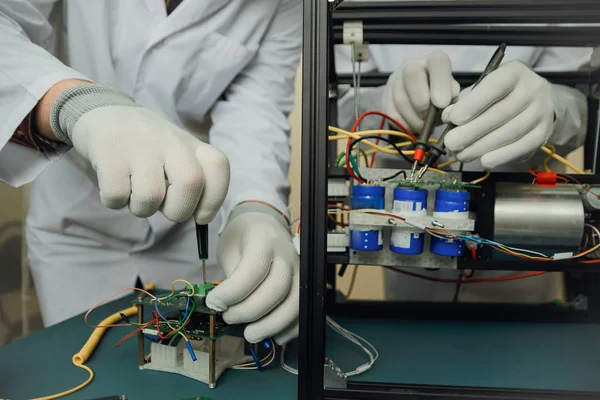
[205,207,299,345]
[383,52,461,132]
[50,84,230,224]
[442,61,554,169]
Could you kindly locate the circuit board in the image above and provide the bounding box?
[390,180,481,190]
[183,314,244,340]
[133,283,244,340]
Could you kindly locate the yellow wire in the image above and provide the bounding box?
[437,159,459,168]
[359,149,368,166]
[328,127,413,155]
[424,167,448,177]
[32,363,94,400]
[155,279,195,302]
[363,141,413,155]
[470,170,491,184]
[541,145,585,174]
[330,126,585,176]
[31,305,138,400]
[543,144,556,172]
[232,349,274,368]
[362,138,441,156]
[329,127,414,141]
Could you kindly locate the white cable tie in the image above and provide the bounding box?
[553,252,573,260]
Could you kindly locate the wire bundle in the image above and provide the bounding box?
[280,316,378,377]
[232,339,276,370]
[333,207,600,264]
[340,111,416,183]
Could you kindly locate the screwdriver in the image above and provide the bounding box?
[414,42,507,182]
[195,224,209,283]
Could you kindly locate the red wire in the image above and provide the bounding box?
[382,266,546,284]
[153,310,172,340]
[470,245,477,261]
[369,118,386,168]
[346,111,416,183]
[350,111,415,138]
[114,321,155,348]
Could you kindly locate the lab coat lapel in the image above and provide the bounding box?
[157,0,232,40]
[142,0,167,17]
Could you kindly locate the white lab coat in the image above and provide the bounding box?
[0,0,301,326]
[335,43,592,303]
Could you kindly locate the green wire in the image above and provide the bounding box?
[335,152,345,167]
[336,151,364,180]
[166,297,196,338]
[348,152,362,178]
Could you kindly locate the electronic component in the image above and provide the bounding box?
[580,185,600,212]
[494,183,585,250]
[133,283,251,389]
[350,185,385,251]
[345,168,475,269]
[390,187,428,255]
[430,189,470,257]
[143,334,251,388]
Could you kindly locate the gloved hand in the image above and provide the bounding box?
[383,52,461,133]
[442,61,554,169]
[205,204,299,345]
[49,83,229,223]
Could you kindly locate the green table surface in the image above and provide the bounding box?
[2,295,600,400]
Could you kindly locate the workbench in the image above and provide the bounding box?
[2,295,600,399]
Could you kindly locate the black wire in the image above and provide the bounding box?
[452,269,475,303]
[459,162,464,172]
[452,273,463,303]
[349,135,414,181]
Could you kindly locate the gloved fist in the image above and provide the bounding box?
[205,210,299,345]
[442,61,554,169]
[383,52,461,132]
[71,106,230,224]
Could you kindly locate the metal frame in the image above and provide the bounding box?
[300,1,600,399]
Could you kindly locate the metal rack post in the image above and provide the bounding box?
[300,1,600,398]
[298,0,331,398]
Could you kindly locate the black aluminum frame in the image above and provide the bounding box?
[300,1,600,399]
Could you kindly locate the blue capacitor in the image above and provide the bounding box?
[390,187,428,254]
[430,189,470,257]
[350,185,385,251]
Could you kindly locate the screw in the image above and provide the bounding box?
[431,220,445,228]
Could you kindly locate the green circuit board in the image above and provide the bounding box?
[390,180,481,190]
[133,282,243,340]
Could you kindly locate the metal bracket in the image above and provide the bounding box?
[349,212,476,232]
[324,358,347,389]
[342,21,369,62]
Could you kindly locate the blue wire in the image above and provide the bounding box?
[154,293,192,331]
[181,296,190,322]
[154,293,174,324]
[248,345,263,372]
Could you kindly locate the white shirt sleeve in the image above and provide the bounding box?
[533,47,593,155]
[209,0,301,224]
[0,0,87,187]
